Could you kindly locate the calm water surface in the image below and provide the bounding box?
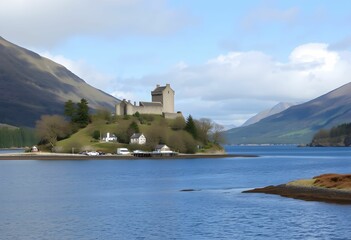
[0,146,351,239]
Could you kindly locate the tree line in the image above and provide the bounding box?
[311,122,351,146]
[0,127,37,148]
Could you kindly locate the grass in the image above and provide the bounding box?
[286,175,351,192]
[286,179,315,187]
[56,119,126,153]
[278,128,312,138]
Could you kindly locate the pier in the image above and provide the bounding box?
[132,151,178,157]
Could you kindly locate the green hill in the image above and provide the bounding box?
[55,114,221,154]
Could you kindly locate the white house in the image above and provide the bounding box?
[31,146,39,152]
[102,132,117,142]
[155,144,171,153]
[130,133,146,145]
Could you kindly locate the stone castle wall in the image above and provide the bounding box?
[116,84,176,118]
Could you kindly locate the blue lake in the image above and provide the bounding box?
[1,146,351,239]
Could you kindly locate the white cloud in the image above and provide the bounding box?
[136,43,351,125]
[110,90,137,102]
[40,52,153,103]
[0,0,191,47]
[174,61,188,70]
[41,52,116,93]
[41,43,351,126]
[289,43,339,71]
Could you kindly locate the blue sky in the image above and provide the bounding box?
[2,0,351,126]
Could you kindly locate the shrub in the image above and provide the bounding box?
[92,130,100,140]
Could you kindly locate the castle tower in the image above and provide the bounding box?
[151,84,175,113]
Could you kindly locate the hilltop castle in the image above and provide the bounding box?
[115,84,182,119]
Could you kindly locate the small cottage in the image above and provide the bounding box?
[155,144,171,153]
[31,146,39,152]
[130,133,146,145]
[102,132,117,142]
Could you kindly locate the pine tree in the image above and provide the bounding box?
[64,100,76,121]
[185,115,197,140]
[74,99,90,128]
[0,127,37,148]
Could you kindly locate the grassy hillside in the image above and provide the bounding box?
[55,114,220,154]
[225,117,315,144]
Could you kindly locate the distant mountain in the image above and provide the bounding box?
[225,82,351,144]
[222,124,236,131]
[242,102,297,127]
[0,37,120,127]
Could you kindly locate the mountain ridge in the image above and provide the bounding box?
[225,82,351,144]
[0,37,120,127]
[242,102,297,127]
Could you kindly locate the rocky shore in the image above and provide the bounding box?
[243,174,351,204]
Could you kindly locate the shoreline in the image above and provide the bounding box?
[243,174,351,204]
[0,152,258,160]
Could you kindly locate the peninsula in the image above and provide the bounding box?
[243,173,351,204]
[32,84,228,156]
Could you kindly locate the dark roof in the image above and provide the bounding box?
[131,133,144,139]
[140,101,162,107]
[151,86,167,95]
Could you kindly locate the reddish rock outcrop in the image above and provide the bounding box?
[243,174,351,204]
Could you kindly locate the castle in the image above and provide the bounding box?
[115,84,182,119]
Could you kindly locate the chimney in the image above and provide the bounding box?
[128,100,131,104]
[156,84,160,88]
[166,83,170,87]
[134,101,136,106]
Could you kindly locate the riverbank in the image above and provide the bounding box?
[243,173,351,204]
[0,152,258,160]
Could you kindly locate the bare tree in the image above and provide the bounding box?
[35,115,71,147]
[196,118,213,144]
[211,123,225,144]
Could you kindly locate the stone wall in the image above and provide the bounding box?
[116,84,176,117]
[163,112,183,119]
[115,100,163,116]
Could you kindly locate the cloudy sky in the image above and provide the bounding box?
[2,0,351,126]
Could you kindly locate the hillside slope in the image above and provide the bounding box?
[226,82,351,144]
[0,37,120,127]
